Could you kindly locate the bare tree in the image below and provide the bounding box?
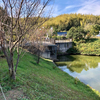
[0,0,53,80]
[47,27,54,39]
[29,28,47,64]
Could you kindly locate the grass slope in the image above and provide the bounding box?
[0,52,100,100]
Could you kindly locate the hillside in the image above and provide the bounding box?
[43,14,100,34]
[0,52,100,100]
[0,53,100,100]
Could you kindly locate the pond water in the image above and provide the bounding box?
[56,55,100,92]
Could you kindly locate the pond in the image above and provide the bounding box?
[56,55,100,92]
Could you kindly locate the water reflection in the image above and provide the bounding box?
[57,55,99,73]
[56,55,100,92]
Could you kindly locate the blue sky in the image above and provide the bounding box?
[0,0,100,17]
[52,0,100,17]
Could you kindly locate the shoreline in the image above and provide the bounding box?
[57,52,100,56]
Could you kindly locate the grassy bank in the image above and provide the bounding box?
[67,38,100,55]
[0,52,100,100]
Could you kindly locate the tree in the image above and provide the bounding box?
[47,27,54,39]
[0,0,53,80]
[67,27,75,39]
[67,26,86,40]
[90,24,100,36]
[29,28,47,64]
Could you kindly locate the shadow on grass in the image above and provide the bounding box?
[30,61,38,65]
[85,38,98,43]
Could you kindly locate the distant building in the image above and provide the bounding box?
[57,32,67,36]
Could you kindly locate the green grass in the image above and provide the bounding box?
[0,52,100,100]
[0,51,3,56]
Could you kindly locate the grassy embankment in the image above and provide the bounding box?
[0,52,100,100]
[67,38,100,55]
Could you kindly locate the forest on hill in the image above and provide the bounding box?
[43,14,100,38]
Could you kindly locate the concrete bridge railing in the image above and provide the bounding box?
[55,39,72,43]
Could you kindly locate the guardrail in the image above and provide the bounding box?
[55,39,72,43]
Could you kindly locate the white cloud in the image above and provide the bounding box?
[76,0,100,15]
[52,5,77,17]
[52,0,100,17]
[65,6,74,10]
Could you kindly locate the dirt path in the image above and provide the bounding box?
[0,89,28,100]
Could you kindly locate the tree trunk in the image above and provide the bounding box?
[11,70,16,80]
[37,56,40,64]
[37,48,40,64]
[37,54,40,64]
[9,68,16,80]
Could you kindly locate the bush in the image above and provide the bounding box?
[67,38,100,55]
[67,47,80,54]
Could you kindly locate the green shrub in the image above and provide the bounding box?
[67,47,80,54]
[68,38,100,55]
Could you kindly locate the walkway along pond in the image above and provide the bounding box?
[55,55,100,92]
